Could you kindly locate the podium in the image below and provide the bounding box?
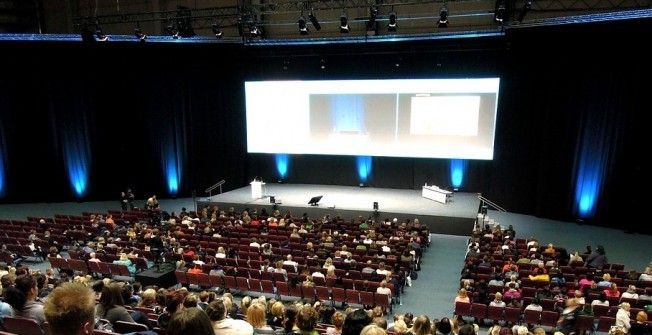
[250,180,265,199]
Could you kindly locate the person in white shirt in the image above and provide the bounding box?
[615,302,632,333]
[525,298,543,312]
[376,280,393,312]
[620,285,639,301]
[375,262,390,277]
[312,270,325,279]
[249,238,260,250]
[490,292,507,308]
[282,255,298,273]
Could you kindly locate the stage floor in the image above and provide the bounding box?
[199,183,481,236]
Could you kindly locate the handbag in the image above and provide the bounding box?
[608,325,626,335]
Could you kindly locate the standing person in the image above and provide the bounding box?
[126,188,135,210]
[615,302,632,334]
[43,283,96,335]
[557,298,581,335]
[147,194,159,210]
[120,191,129,211]
[585,245,608,269]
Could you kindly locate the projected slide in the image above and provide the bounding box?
[245,78,499,160]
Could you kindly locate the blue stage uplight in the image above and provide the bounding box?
[357,156,372,182]
[63,139,90,198]
[162,144,182,196]
[276,154,289,180]
[574,159,601,219]
[450,159,467,189]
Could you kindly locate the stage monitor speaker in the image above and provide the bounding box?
[373,201,378,210]
[308,195,323,206]
[270,196,275,204]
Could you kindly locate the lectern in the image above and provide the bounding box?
[250,180,265,199]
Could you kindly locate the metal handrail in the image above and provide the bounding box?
[478,195,506,212]
[205,180,225,197]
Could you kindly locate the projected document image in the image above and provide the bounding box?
[245,78,500,159]
[309,94,398,155]
[410,95,480,136]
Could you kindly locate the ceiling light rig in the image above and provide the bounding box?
[166,19,179,39]
[299,14,309,35]
[367,6,378,33]
[211,22,223,38]
[340,13,350,33]
[438,4,449,28]
[308,9,321,31]
[388,12,398,32]
[494,0,506,23]
[518,0,533,22]
[134,25,147,42]
[95,25,108,41]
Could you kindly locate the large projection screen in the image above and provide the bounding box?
[245,78,500,160]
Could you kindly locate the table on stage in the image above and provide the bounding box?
[422,185,452,204]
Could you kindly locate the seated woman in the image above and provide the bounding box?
[96,282,136,326]
[113,253,137,276]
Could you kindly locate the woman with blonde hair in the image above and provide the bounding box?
[412,315,432,335]
[247,301,275,334]
[361,324,387,335]
[326,311,345,335]
[454,288,471,305]
[268,300,285,328]
[393,320,408,335]
[621,284,639,300]
[615,302,632,333]
[137,288,159,309]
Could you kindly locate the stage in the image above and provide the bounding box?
[197,183,481,236]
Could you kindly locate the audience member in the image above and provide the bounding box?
[43,283,96,335]
[206,298,254,335]
[4,273,46,326]
[167,307,215,335]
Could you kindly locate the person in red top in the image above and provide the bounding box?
[604,283,621,298]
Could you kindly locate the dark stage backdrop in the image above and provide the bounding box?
[0,18,648,233]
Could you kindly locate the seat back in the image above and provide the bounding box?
[2,316,44,335]
[112,321,148,334]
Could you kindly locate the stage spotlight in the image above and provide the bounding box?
[175,5,195,37]
[388,12,398,32]
[367,6,378,32]
[494,0,506,23]
[80,26,95,42]
[298,16,309,35]
[339,14,349,33]
[308,10,321,31]
[166,22,179,39]
[438,6,449,28]
[211,23,224,38]
[95,25,108,41]
[248,25,261,38]
[134,27,147,41]
[518,0,532,22]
